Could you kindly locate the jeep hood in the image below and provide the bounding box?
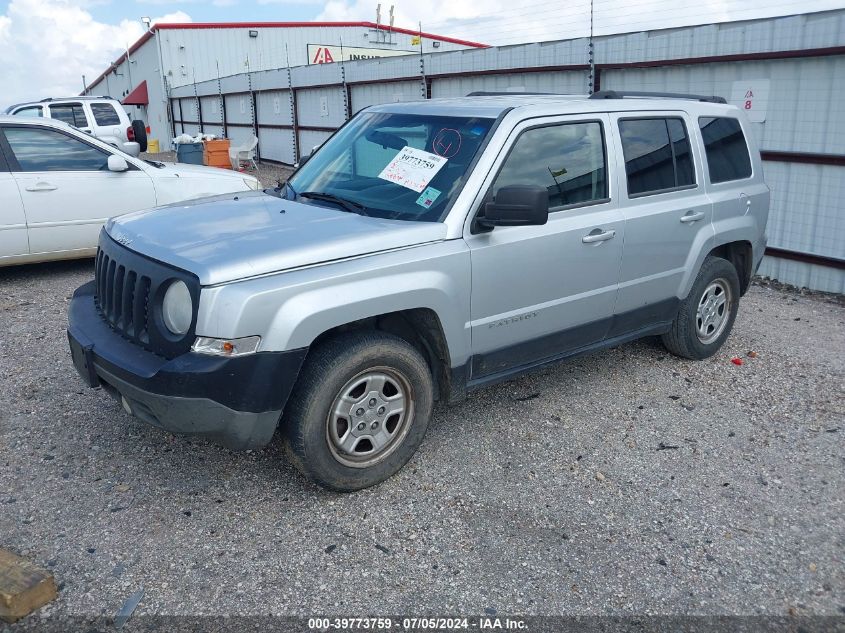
[106,191,447,285]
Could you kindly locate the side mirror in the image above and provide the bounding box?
[108,155,129,172]
[478,185,549,228]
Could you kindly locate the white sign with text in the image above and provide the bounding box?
[730,80,770,123]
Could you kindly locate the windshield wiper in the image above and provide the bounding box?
[299,191,367,215]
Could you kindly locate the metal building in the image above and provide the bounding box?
[82,21,486,147]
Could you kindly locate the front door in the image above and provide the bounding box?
[1,124,156,256]
[464,114,625,380]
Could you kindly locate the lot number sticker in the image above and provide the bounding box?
[378,147,447,193]
[730,79,770,123]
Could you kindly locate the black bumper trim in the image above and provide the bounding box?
[68,280,307,415]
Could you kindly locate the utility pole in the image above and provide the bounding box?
[82,75,87,94]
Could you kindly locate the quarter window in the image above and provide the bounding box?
[90,103,122,126]
[699,117,752,183]
[12,106,43,118]
[619,117,696,196]
[48,103,88,128]
[4,127,110,171]
[491,121,608,209]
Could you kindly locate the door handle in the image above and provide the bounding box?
[680,211,705,223]
[25,182,58,192]
[582,229,616,243]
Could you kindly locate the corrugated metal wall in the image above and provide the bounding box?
[168,9,845,293]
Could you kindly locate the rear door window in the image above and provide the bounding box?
[698,117,753,183]
[48,103,88,128]
[90,102,122,126]
[4,127,109,171]
[619,117,696,196]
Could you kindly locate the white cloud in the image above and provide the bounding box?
[0,0,191,108]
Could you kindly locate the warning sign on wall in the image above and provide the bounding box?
[730,79,770,123]
[307,44,413,64]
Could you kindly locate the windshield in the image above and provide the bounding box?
[287,111,495,222]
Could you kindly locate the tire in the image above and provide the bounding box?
[282,331,434,492]
[661,256,741,360]
[131,120,148,152]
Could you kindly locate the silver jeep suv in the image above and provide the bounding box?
[68,91,769,491]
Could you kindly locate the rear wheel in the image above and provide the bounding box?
[131,120,148,152]
[282,332,434,492]
[662,256,740,360]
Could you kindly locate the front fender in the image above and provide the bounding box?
[196,241,473,367]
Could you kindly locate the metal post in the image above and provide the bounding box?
[216,60,226,138]
[587,0,596,94]
[418,22,426,99]
[192,70,202,135]
[340,39,350,120]
[286,44,299,163]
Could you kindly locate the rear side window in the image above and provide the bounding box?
[48,103,88,128]
[699,117,752,183]
[619,117,696,196]
[4,127,109,171]
[491,121,608,209]
[90,102,122,126]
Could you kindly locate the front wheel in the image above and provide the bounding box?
[282,332,434,492]
[662,256,741,360]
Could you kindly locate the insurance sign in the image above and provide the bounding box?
[307,44,414,64]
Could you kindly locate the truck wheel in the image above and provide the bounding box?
[282,332,434,492]
[662,256,740,360]
[131,120,148,152]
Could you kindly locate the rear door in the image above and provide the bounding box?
[0,136,29,258]
[1,124,156,256]
[47,102,90,134]
[609,112,714,332]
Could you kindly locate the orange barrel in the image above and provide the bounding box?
[203,139,232,169]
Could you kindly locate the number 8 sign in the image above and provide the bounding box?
[730,79,770,123]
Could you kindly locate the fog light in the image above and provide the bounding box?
[192,335,261,357]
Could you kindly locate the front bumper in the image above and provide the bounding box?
[67,281,307,450]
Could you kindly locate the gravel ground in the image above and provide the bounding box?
[141,150,292,188]
[0,260,842,624]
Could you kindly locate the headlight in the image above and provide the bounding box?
[192,336,261,357]
[244,178,261,191]
[161,280,193,335]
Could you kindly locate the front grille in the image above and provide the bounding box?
[94,229,199,358]
[95,249,152,346]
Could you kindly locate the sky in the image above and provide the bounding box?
[1,0,842,108]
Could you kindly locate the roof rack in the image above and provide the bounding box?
[39,96,115,102]
[466,91,560,97]
[589,90,727,104]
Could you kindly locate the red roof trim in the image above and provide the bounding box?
[83,21,486,93]
[122,80,149,106]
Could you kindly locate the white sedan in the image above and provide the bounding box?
[0,115,261,266]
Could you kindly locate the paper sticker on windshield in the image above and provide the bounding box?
[416,186,442,209]
[378,146,447,193]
